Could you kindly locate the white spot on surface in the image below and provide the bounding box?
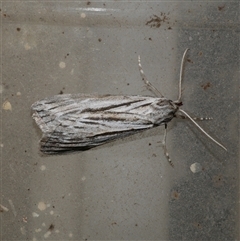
[59,62,66,69]
[20,226,26,235]
[44,231,51,238]
[0,144,3,148]
[38,201,47,211]
[55,229,60,233]
[190,162,202,173]
[16,92,21,96]
[24,43,31,50]
[8,199,17,216]
[3,100,12,111]
[81,176,86,181]
[40,165,46,171]
[33,238,37,241]
[81,13,86,18]
[32,212,39,217]
[69,232,73,238]
[189,36,193,41]
[70,68,74,75]
[46,203,51,208]
[0,204,9,212]
[42,222,46,227]
[50,210,54,215]
[35,228,42,233]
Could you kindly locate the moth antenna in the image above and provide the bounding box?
[177,48,189,103]
[179,109,227,151]
[138,55,163,97]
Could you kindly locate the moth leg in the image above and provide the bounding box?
[162,123,174,167]
[176,113,213,121]
[138,55,163,97]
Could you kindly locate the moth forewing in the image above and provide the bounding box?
[31,95,178,154]
[32,49,227,165]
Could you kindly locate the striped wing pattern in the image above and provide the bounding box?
[32,94,175,154]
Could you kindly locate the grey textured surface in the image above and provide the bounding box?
[1,2,239,240]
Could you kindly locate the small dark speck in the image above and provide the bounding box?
[171,190,180,200]
[149,143,151,146]
[146,13,170,29]
[213,174,224,187]
[16,27,21,31]
[3,14,7,17]
[168,27,172,30]
[87,1,91,5]
[98,38,102,42]
[48,224,54,231]
[64,53,70,59]
[201,82,211,90]
[135,224,138,226]
[198,51,203,56]
[62,31,64,34]
[59,90,64,94]
[127,83,130,86]
[187,58,193,63]
[148,37,152,41]
[193,222,202,229]
[218,5,225,11]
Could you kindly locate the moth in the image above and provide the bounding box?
[32,49,227,166]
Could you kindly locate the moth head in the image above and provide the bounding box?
[173,100,183,107]
[153,99,179,112]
